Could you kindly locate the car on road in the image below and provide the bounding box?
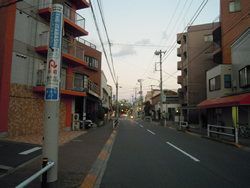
[80,120,93,129]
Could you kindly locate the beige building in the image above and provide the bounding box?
[177,23,218,123]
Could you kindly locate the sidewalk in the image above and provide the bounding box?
[0,120,114,187]
[152,120,250,148]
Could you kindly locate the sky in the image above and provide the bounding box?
[78,0,220,103]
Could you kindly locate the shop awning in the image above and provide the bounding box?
[197,93,250,108]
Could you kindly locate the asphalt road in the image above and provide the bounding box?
[0,141,41,170]
[101,118,250,188]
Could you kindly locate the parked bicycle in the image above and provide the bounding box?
[237,123,250,138]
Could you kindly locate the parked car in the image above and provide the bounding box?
[80,120,93,129]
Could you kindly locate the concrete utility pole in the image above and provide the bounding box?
[133,87,137,117]
[116,77,118,118]
[138,79,143,119]
[155,50,166,125]
[42,0,64,187]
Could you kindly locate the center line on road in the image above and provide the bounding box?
[167,142,200,162]
[140,125,143,127]
[19,147,42,155]
[147,129,155,135]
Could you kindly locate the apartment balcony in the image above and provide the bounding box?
[213,40,222,64]
[77,37,96,50]
[36,31,87,67]
[33,70,99,97]
[212,22,221,42]
[39,1,88,37]
[184,95,188,104]
[177,76,182,85]
[183,59,187,72]
[177,61,182,70]
[177,33,182,44]
[177,47,181,57]
[183,77,188,87]
[183,44,187,57]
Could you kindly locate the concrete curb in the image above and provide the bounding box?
[80,124,119,188]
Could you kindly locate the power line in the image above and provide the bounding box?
[89,0,116,84]
[96,0,116,80]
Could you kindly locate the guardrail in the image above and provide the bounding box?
[16,159,54,188]
[179,121,188,130]
[113,118,119,129]
[207,124,238,144]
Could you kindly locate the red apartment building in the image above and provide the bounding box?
[0,0,102,137]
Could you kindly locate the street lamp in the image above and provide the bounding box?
[154,50,166,125]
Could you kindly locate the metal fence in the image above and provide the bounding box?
[207,124,238,144]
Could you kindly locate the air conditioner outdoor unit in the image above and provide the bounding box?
[72,113,79,121]
[72,121,80,131]
[36,69,46,86]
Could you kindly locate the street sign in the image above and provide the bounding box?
[45,4,63,101]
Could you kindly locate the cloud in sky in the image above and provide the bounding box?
[113,45,136,57]
[135,39,151,45]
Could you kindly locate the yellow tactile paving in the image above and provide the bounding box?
[110,134,115,138]
[106,139,112,145]
[80,174,97,188]
[98,150,108,161]
[0,131,87,146]
[185,131,193,135]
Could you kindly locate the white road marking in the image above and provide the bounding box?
[19,147,42,155]
[147,129,155,135]
[140,125,143,127]
[134,122,138,124]
[167,142,200,162]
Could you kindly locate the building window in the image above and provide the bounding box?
[209,75,220,91]
[239,66,250,87]
[84,56,99,69]
[205,52,213,60]
[224,75,231,88]
[229,1,241,13]
[204,35,213,42]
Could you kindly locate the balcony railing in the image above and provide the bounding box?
[77,37,96,49]
[39,0,86,30]
[38,31,85,62]
[177,61,182,70]
[177,47,181,57]
[88,79,99,94]
[213,40,221,51]
[36,70,98,95]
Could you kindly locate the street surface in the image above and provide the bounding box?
[101,118,250,188]
[0,141,41,169]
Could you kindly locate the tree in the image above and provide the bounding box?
[144,101,153,116]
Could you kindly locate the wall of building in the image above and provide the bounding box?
[75,43,102,95]
[187,23,217,105]
[231,28,250,93]
[221,0,250,65]
[8,83,66,136]
[206,64,233,100]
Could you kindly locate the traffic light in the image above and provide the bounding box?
[121,103,123,106]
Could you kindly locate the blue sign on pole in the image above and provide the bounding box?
[45,4,63,101]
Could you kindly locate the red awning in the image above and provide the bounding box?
[197,93,250,108]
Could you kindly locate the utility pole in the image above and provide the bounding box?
[138,79,143,119]
[133,88,137,117]
[116,77,118,118]
[155,50,166,125]
[42,0,64,187]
